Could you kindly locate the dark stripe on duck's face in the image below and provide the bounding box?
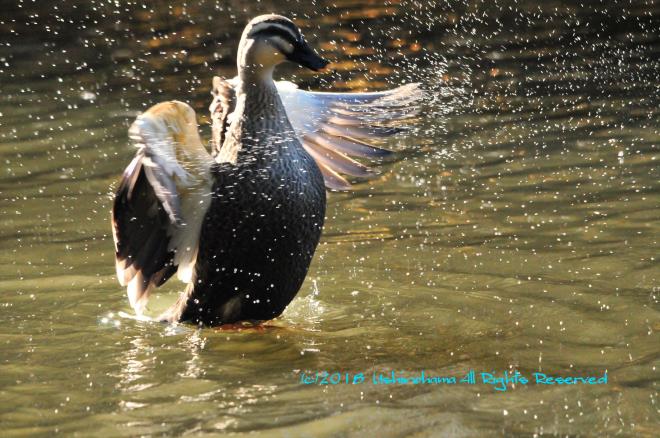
[261,18,301,37]
[268,37,294,55]
[249,22,301,45]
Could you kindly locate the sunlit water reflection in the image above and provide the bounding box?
[0,1,658,436]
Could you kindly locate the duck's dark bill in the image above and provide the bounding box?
[287,44,329,71]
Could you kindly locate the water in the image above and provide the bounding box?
[1,1,658,436]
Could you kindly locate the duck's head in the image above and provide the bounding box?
[237,14,329,78]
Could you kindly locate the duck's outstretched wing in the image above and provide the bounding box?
[112,101,213,315]
[277,81,423,189]
[209,77,423,190]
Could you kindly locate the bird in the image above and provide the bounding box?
[111,14,423,326]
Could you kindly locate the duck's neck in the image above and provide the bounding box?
[216,70,294,164]
[236,72,286,125]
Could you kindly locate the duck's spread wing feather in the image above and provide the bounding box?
[209,77,423,190]
[112,101,213,315]
[276,81,424,190]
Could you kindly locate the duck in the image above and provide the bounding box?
[111,14,423,326]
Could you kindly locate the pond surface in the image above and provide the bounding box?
[0,1,658,436]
